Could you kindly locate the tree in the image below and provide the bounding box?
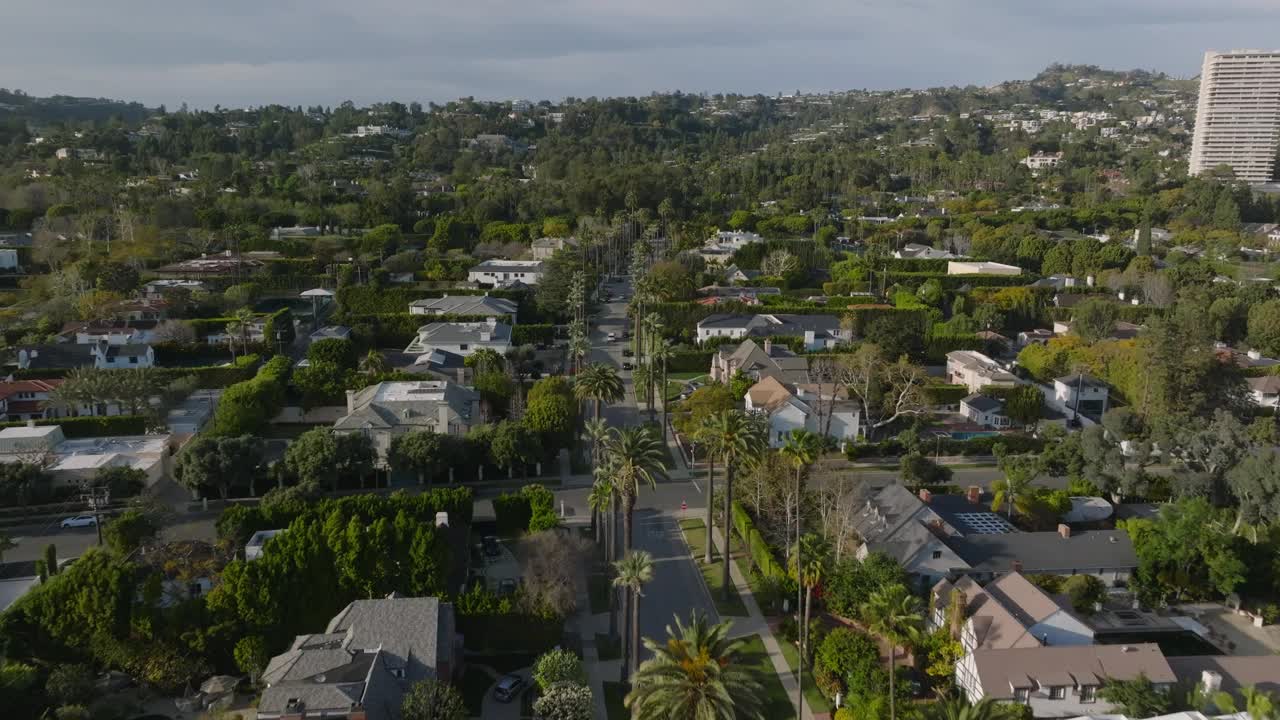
[388,431,449,487]
[1249,300,1280,358]
[307,337,358,369]
[1098,675,1176,718]
[825,552,908,619]
[1120,497,1246,605]
[702,410,765,599]
[860,583,923,720]
[1061,575,1107,615]
[401,678,466,720]
[1072,299,1117,343]
[1166,409,1252,501]
[293,360,351,409]
[1225,450,1280,538]
[0,533,14,563]
[234,635,270,685]
[780,430,822,564]
[990,451,1040,521]
[613,550,655,681]
[525,376,577,445]
[225,307,257,360]
[1002,385,1044,426]
[789,533,830,714]
[625,611,767,720]
[534,682,594,720]
[533,648,586,690]
[929,695,1010,720]
[489,420,542,479]
[673,384,736,439]
[815,628,884,700]
[283,427,373,492]
[843,346,929,436]
[102,509,157,555]
[175,434,264,499]
[604,426,667,553]
[360,349,390,376]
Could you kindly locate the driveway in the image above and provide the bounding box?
[478,667,533,720]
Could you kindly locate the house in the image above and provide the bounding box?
[709,338,810,384]
[408,294,518,323]
[0,559,75,611]
[708,231,763,251]
[1132,226,1174,246]
[258,594,460,720]
[530,236,576,260]
[960,394,1011,429]
[155,252,264,277]
[932,573,1094,657]
[309,326,352,343]
[404,318,512,357]
[1166,655,1280,699]
[943,525,1139,587]
[957,643,1175,715]
[245,529,286,561]
[0,379,125,422]
[1054,320,1144,341]
[695,313,848,350]
[1022,151,1064,170]
[946,351,1019,393]
[1054,374,1110,418]
[947,261,1022,276]
[335,381,481,465]
[1017,329,1056,347]
[1216,345,1280,370]
[852,484,968,591]
[12,341,154,371]
[1030,275,1081,291]
[0,424,171,487]
[0,249,17,270]
[743,376,861,447]
[467,259,543,286]
[143,279,207,297]
[722,264,761,284]
[895,243,958,260]
[59,319,158,346]
[698,285,782,302]
[1246,375,1280,408]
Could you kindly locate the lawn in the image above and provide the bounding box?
[603,681,630,720]
[737,634,797,720]
[668,372,708,382]
[678,518,748,616]
[777,636,834,714]
[459,665,493,717]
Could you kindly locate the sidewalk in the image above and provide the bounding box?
[707,524,818,720]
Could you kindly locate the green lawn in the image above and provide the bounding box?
[595,632,622,661]
[459,665,493,717]
[603,681,630,720]
[678,518,748,616]
[668,372,707,381]
[737,634,797,720]
[777,636,834,713]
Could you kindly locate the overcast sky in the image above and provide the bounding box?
[2,0,1278,108]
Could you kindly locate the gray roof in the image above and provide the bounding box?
[962,394,1004,413]
[852,484,961,566]
[1166,655,1280,696]
[470,259,543,273]
[409,295,518,317]
[1055,373,1107,388]
[945,529,1138,575]
[335,381,478,432]
[104,344,151,359]
[259,596,455,720]
[969,643,1174,699]
[414,320,512,345]
[718,339,810,382]
[698,313,842,338]
[12,344,94,369]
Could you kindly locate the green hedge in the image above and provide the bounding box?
[10,356,260,389]
[207,355,290,436]
[922,384,970,405]
[0,415,148,438]
[884,271,1032,290]
[845,434,1045,459]
[512,324,555,346]
[731,501,787,581]
[1046,304,1156,323]
[925,333,985,363]
[668,350,716,373]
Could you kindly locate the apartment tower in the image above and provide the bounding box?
[1189,50,1280,183]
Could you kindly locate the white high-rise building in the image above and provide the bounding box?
[1189,50,1280,183]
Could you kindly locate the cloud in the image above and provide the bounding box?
[0,0,1276,107]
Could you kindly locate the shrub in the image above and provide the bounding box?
[532,648,586,690]
[815,628,884,697]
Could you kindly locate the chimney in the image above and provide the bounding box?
[1058,523,1072,539]
[1200,670,1222,695]
[1012,559,1023,573]
[1086,274,1096,287]
[486,316,498,327]
[918,489,933,503]
[1117,291,1126,301]
[347,703,368,720]
[1065,276,1076,288]
[457,367,466,384]
[345,390,356,414]
[966,485,981,504]
[438,404,451,434]
[1249,349,1263,361]
[763,338,772,355]
[435,511,449,528]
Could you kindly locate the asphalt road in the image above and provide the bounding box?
[630,509,719,656]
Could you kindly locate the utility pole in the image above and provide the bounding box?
[82,486,109,547]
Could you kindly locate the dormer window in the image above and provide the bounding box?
[391,668,405,679]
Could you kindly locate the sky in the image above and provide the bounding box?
[2,0,1279,109]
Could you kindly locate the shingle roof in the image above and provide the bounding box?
[970,643,1174,700]
[962,394,1004,413]
[945,529,1138,574]
[1247,375,1280,395]
[409,295,518,316]
[1166,655,1280,695]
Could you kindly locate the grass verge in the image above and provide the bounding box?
[678,518,748,616]
[738,634,797,720]
[777,637,834,713]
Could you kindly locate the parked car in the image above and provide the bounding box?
[622,362,634,371]
[622,330,630,339]
[497,578,518,596]
[481,535,501,559]
[607,332,617,341]
[492,674,527,703]
[60,515,97,529]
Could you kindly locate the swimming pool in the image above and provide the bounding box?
[949,431,1001,441]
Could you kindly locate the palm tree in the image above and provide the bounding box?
[702,410,765,600]
[990,453,1039,521]
[930,694,1004,720]
[587,475,612,547]
[779,430,822,560]
[693,417,720,565]
[583,416,610,469]
[613,550,655,681]
[625,611,766,720]
[226,307,256,361]
[861,583,924,720]
[603,425,668,552]
[789,532,830,716]
[360,349,389,376]
[631,363,656,415]
[574,363,624,421]
[568,333,591,375]
[649,342,674,431]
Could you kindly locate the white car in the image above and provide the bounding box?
[607,332,617,341]
[60,515,97,529]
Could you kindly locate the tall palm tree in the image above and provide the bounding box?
[574,363,625,421]
[568,333,591,375]
[631,363,656,415]
[693,417,720,565]
[861,583,924,720]
[583,416,610,470]
[930,694,1004,720]
[779,430,822,560]
[226,307,256,361]
[625,611,766,720]
[360,349,389,376]
[990,453,1039,521]
[702,410,765,601]
[649,342,674,431]
[588,475,612,547]
[603,425,668,552]
[613,550,655,681]
[789,532,830,716]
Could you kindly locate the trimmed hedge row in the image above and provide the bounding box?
[925,332,985,362]
[668,350,716,373]
[844,434,1046,459]
[0,414,148,437]
[11,356,261,389]
[731,501,787,582]
[884,271,1033,290]
[512,324,555,346]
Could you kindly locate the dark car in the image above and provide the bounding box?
[622,330,630,339]
[497,578,518,596]
[622,348,633,357]
[492,674,527,703]
[481,536,501,559]
[622,362,633,371]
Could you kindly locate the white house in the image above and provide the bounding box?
[1054,374,1110,417]
[409,294,518,322]
[743,376,860,447]
[404,318,512,357]
[245,529,286,561]
[851,484,968,591]
[1022,151,1063,170]
[946,351,1018,393]
[467,259,543,286]
[959,394,1011,429]
[0,424,171,488]
[1247,376,1280,408]
[931,574,1095,657]
[335,381,481,465]
[0,249,17,270]
[695,313,848,350]
[947,261,1023,276]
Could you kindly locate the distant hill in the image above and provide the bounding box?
[0,89,155,125]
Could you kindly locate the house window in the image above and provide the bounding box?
[459,344,469,351]
[932,550,942,560]
[1048,686,1066,700]
[1014,689,1029,703]
[1079,685,1096,702]
[129,357,138,364]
